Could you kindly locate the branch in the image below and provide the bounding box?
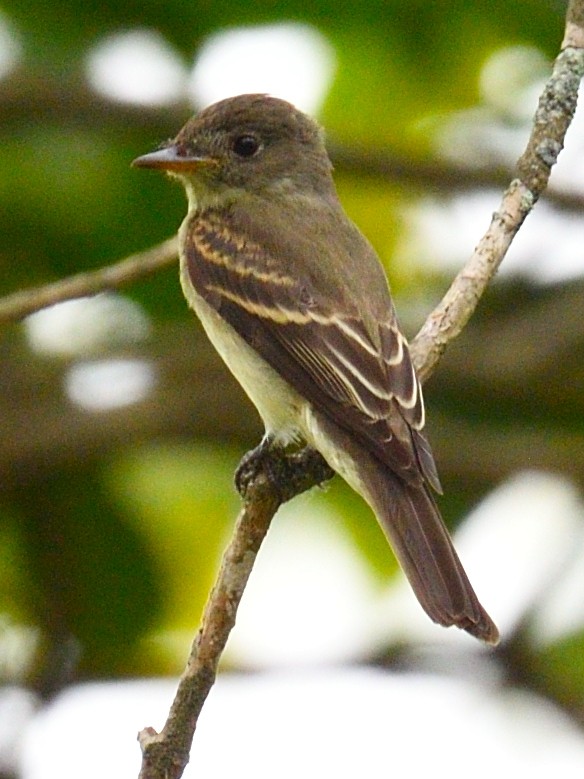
[137,481,281,779]
[0,238,177,326]
[137,449,334,779]
[1,3,580,775]
[136,4,584,777]
[5,68,584,215]
[2,29,584,328]
[329,142,584,215]
[411,11,584,380]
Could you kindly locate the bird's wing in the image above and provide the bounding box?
[183,209,440,491]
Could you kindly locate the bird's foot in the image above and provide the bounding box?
[235,439,334,503]
[234,436,282,497]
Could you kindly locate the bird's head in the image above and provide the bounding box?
[133,94,334,209]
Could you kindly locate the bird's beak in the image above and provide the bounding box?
[132,146,217,173]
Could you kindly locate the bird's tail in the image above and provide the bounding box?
[309,410,498,643]
[362,461,499,644]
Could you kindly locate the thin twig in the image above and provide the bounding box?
[137,450,333,779]
[411,22,584,381]
[0,238,177,326]
[1,35,583,330]
[136,4,584,778]
[138,480,281,779]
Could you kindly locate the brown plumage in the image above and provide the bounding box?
[133,94,498,644]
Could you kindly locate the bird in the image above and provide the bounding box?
[133,93,498,644]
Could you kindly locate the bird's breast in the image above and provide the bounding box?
[178,247,306,445]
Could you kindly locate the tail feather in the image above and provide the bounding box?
[308,410,498,643]
[364,465,499,644]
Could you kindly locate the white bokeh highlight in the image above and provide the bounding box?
[226,499,379,667]
[20,669,584,778]
[189,23,336,114]
[412,46,584,284]
[0,12,21,81]
[399,190,584,284]
[0,687,38,775]
[65,359,156,412]
[24,294,151,357]
[434,46,548,168]
[86,29,187,106]
[479,45,549,121]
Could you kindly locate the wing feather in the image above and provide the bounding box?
[185,211,439,489]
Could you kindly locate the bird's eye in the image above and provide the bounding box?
[232,134,261,158]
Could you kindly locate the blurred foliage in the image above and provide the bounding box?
[1,0,584,740]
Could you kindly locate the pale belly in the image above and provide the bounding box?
[180,257,307,445]
[178,253,366,500]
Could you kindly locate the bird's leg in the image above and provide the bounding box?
[235,437,334,503]
[234,435,281,497]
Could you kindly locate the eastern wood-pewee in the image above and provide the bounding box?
[133,94,498,644]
